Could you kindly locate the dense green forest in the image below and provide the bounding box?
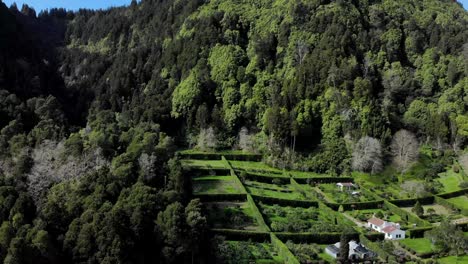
[0,0,467,263]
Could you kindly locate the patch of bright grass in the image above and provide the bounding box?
[230,161,282,173]
[399,238,434,255]
[447,196,468,210]
[438,170,464,193]
[437,256,468,264]
[193,180,243,194]
[181,159,226,169]
[194,176,233,181]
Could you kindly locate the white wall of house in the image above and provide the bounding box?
[385,229,405,240]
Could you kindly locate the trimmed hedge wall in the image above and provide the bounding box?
[383,201,430,227]
[294,177,354,184]
[210,229,270,242]
[436,188,468,199]
[236,171,290,184]
[364,232,385,242]
[247,195,271,231]
[270,233,300,264]
[194,193,247,202]
[251,195,318,208]
[406,227,433,238]
[223,154,262,161]
[325,200,384,211]
[389,196,435,207]
[274,232,359,244]
[189,168,231,176]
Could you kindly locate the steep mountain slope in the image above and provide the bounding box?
[0,0,466,263]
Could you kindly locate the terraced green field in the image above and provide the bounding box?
[181,152,468,263]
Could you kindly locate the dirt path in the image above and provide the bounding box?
[342,213,367,228]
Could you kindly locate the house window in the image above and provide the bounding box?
[396,234,401,238]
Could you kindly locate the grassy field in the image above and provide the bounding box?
[230,161,282,173]
[317,183,373,203]
[438,170,465,193]
[399,238,434,255]
[194,175,233,181]
[193,180,244,194]
[436,255,468,264]
[447,195,468,211]
[182,159,226,169]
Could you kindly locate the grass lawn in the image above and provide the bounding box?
[181,159,226,169]
[399,238,434,255]
[230,161,282,173]
[437,255,468,264]
[447,196,468,211]
[247,186,306,200]
[438,170,464,193]
[193,180,244,194]
[225,241,283,263]
[317,183,372,203]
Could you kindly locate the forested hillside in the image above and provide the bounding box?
[0,0,467,263]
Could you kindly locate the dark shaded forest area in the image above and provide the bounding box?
[0,0,466,263]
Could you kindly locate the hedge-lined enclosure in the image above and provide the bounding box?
[236,171,290,184]
[383,201,430,227]
[406,227,434,238]
[435,188,468,199]
[189,168,231,177]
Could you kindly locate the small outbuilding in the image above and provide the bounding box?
[336,182,356,192]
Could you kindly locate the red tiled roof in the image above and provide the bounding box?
[382,226,398,233]
[368,217,384,226]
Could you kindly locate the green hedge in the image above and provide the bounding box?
[223,154,262,161]
[270,233,300,264]
[325,200,384,211]
[360,186,385,200]
[364,232,385,242]
[389,196,435,207]
[290,178,319,200]
[193,193,247,202]
[406,227,433,238]
[189,168,231,176]
[383,201,430,227]
[436,188,468,199]
[359,234,398,263]
[222,157,248,194]
[180,153,224,160]
[251,195,318,208]
[210,229,270,242]
[294,177,354,184]
[237,171,290,184]
[318,202,355,226]
[275,232,359,244]
[247,194,271,232]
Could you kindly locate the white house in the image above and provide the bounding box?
[367,217,405,240]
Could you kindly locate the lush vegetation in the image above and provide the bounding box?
[0,0,467,263]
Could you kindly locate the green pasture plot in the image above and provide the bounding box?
[437,255,468,264]
[193,180,244,194]
[259,204,347,233]
[230,161,282,173]
[247,186,307,201]
[204,202,263,231]
[447,195,468,211]
[437,170,465,193]
[317,183,373,203]
[245,180,292,192]
[193,175,233,181]
[181,159,226,169]
[399,238,435,255]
